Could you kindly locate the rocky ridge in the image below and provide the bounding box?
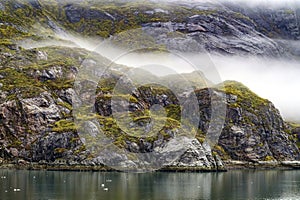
[0,0,300,171]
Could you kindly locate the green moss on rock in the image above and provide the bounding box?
[52,119,78,133]
[219,81,269,111]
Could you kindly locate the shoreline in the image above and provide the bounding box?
[1,160,300,172]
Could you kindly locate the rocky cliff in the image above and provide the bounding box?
[2,0,300,56]
[0,0,300,171]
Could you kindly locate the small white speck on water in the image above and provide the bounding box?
[101,184,105,187]
[13,188,21,192]
[4,190,7,193]
[106,179,112,182]
[103,188,108,191]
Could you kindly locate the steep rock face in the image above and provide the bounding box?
[0,46,85,163]
[64,4,115,23]
[224,3,300,40]
[0,94,61,160]
[212,82,299,162]
[172,83,300,163]
[165,138,224,171]
[52,1,299,57]
[142,12,285,56]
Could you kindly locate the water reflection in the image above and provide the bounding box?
[0,170,299,200]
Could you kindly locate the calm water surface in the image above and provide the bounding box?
[0,170,299,200]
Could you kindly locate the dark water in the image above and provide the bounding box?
[0,170,299,200]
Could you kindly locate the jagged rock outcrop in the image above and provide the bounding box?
[207,83,299,162]
[164,138,225,171]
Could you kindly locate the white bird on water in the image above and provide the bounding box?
[103,188,108,191]
[101,183,105,187]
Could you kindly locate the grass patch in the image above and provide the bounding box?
[52,119,78,133]
[218,81,269,111]
[0,67,45,98]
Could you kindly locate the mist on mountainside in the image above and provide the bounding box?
[16,0,300,123]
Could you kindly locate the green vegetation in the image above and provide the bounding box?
[286,122,300,149]
[0,44,86,101]
[97,76,119,93]
[0,2,46,46]
[74,145,86,155]
[233,12,253,23]
[165,104,181,122]
[219,81,269,110]
[284,9,294,15]
[0,67,44,99]
[57,101,73,111]
[264,155,275,161]
[99,114,181,147]
[52,119,78,133]
[74,106,183,150]
[7,139,23,148]
[213,145,231,160]
[46,78,74,91]
[296,141,300,149]
[54,148,67,154]
[287,122,300,129]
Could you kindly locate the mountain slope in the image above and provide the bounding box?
[1,0,300,57]
[0,0,300,171]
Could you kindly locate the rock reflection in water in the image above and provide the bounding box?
[0,170,299,200]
